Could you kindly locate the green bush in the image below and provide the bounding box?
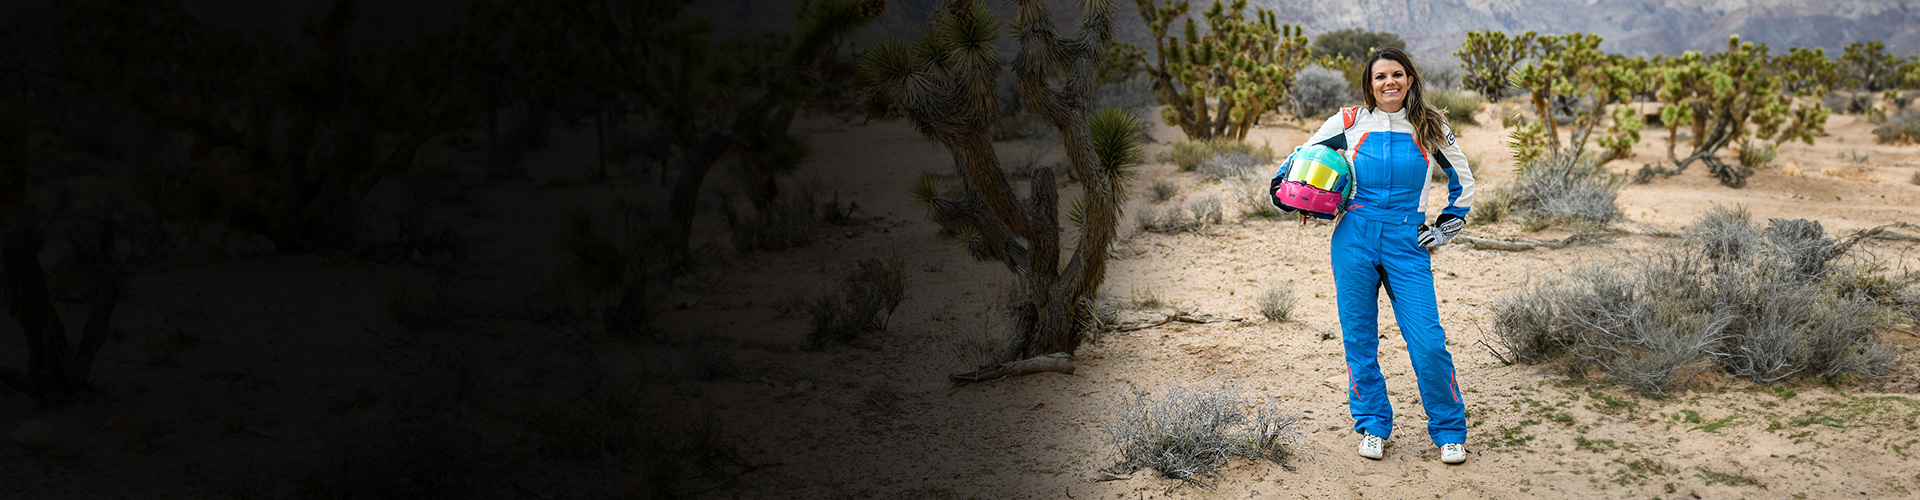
[1736,139,1776,169]
[1427,88,1483,127]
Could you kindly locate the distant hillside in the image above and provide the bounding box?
[178,1,1904,59]
[834,0,1917,57]
[1246,0,1919,56]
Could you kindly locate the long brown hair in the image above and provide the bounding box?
[1360,47,1449,150]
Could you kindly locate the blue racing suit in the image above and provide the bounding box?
[1302,106,1476,446]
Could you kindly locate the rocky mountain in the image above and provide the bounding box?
[1245,0,1919,56]
[831,0,1916,58]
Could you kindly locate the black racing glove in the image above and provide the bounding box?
[1417,214,1465,249]
[1268,176,1296,213]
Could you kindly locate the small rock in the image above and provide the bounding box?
[794,380,815,392]
[1323,374,1345,390]
[12,420,61,452]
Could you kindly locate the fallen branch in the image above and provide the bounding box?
[950,352,1075,384]
[1111,307,1243,332]
[1479,338,1514,366]
[1452,232,1616,252]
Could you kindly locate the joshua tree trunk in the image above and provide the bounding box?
[0,220,152,407]
[867,0,1140,376]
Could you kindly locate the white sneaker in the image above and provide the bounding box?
[1357,433,1385,460]
[1440,443,1467,464]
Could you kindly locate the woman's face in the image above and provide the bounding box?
[1369,59,1411,113]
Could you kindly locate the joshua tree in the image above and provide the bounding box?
[1648,36,1828,188]
[1455,30,1536,102]
[560,0,874,265]
[863,0,1142,378]
[1134,0,1310,139]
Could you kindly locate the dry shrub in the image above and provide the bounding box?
[1150,178,1179,201]
[730,185,856,252]
[1101,378,1301,491]
[1490,207,1900,396]
[1874,110,1920,144]
[1230,171,1282,219]
[1260,284,1297,322]
[1138,196,1224,235]
[1287,64,1354,120]
[1157,139,1274,179]
[1820,165,1880,182]
[806,256,908,349]
[1474,150,1618,227]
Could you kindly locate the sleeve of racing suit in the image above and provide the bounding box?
[1431,124,1475,221]
[1272,114,1351,211]
[1303,112,1348,151]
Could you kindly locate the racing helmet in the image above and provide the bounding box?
[1272,145,1353,220]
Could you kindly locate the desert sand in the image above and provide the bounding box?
[0,100,1917,499]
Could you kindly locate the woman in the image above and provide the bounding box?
[1297,47,1476,464]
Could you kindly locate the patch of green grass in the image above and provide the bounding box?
[1586,390,1636,414]
[1696,466,1765,488]
[1891,438,1919,458]
[1489,419,1541,449]
[1673,410,1702,424]
[1610,457,1673,486]
[1694,415,1736,433]
[1769,384,1798,399]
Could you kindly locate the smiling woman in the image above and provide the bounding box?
[1285,46,1477,465]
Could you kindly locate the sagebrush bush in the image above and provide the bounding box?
[1157,139,1274,179]
[1139,196,1223,234]
[1735,139,1776,169]
[1102,379,1301,491]
[1288,64,1354,120]
[731,188,827,252]
[1233,173,1280,218]
[1427,88,1482,126]
[1473,150,1618,227]
[1151,178,1179,201]
[1260,284,1296,321]
[1824,91,1872,114]
[807,256,908,349]
[1873,109,1920,144]
[1491,207,1899,396]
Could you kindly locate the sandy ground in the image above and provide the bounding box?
[0,100,1917,499]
